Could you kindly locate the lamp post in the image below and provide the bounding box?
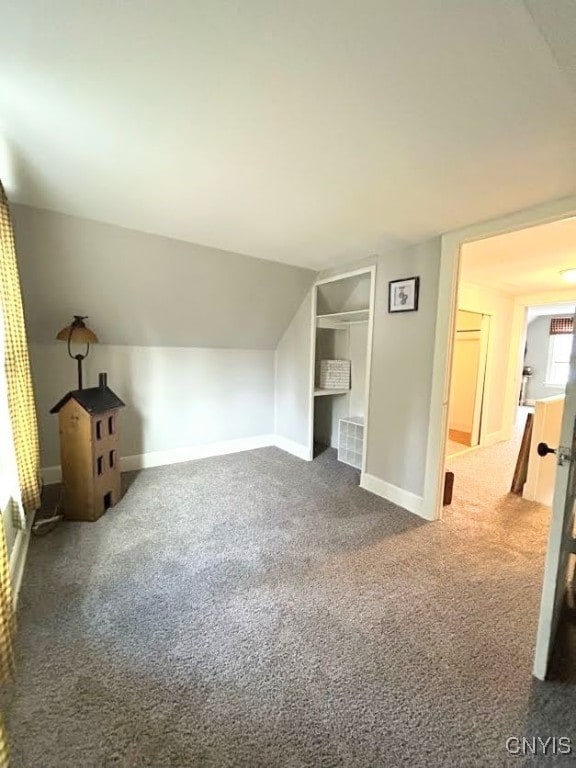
[56,315,99,389]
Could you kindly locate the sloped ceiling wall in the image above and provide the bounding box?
[12,205,315,349]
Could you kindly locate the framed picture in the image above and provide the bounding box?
[388,276,419,313]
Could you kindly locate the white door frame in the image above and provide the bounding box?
[501,291,576,440]
[423,195,576,521]
[307,266,376,471]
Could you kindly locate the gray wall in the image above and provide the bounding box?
[525,315,570,401]
[274,292,313,448]
[285,237,441,497]
[16,200,442,498]
[12,205,314,467]
[12,205,315,349]
[31,343,275,468]
[364,240,441,496]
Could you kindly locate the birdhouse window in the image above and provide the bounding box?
[96,456,104,476]
[96,420,103,440]
[108,415,115,435]
[109,450,116,469]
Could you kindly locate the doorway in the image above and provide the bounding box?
[425,204,576,522]
[442,226,576,508]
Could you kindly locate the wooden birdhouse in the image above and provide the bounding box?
[50,372,125,521]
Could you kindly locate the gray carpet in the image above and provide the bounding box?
[4,446,576,767]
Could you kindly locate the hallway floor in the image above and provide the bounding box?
[445,407,544,533]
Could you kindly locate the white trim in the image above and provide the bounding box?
[314,266,375,287]
[274,435,311,460]
[41,433,317,485]
[307,285,318,460]
[308,265,376,471]
[360,472,429,520]
[503,292,576,444]
[362,266,376,474]
[9,518,32,610]
[42,434,277,483]
[41,465,62,485]
[424,195,576,522]
[446,444,478,459]
[121,435,277,471]
[546,333,572,389]
[273,347,278,435]
[482,430,505,447]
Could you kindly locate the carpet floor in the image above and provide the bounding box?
[4,446,576,767]
[445,437,471,457]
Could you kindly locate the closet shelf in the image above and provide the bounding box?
[316,309,369,325]
[314,388,350,397]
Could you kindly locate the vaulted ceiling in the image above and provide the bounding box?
[2,1,576,269]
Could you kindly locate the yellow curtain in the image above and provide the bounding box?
[0,179,38,765]
[0,522,14,768]
[0,181,41,529]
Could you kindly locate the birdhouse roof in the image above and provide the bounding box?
[50,386,125,415]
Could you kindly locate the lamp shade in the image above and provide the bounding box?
[56,316,99,344]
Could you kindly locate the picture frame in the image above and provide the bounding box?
[388,276,419,313]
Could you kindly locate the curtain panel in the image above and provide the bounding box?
[0,522,14,767]
[0,182,41,528]
[549,316,574,335]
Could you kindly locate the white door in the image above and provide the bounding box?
[447,312,489,447]
[470,315,490,447]
[533,327,576,680]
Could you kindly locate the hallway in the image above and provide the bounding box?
[444,407,548,541]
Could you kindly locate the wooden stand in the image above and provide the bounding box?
[511,412,533,495]
[443,471,455,506]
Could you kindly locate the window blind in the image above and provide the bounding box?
[550,317,574,335]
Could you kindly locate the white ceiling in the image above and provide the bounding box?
[527,303,575,321]
[461,216,576,295]
[2,1,576,270]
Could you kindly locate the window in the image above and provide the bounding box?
[547,334,573,388]
[96,420,102,440]
[96,456,104,476]
[109,450,116,469]
[108,415,115,435]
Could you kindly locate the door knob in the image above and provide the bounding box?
[537,442,557,458]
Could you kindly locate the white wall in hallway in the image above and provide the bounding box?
[457,282,516,441]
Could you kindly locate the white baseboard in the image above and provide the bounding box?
[9,519,32,610]
[273,435,312,461]
[41,433,313,484]
[481,430,505,447]
[120,434,277,472]
[41,465,63,485]
[360,472,430,520]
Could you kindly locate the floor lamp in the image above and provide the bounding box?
[56,315,99,389]
[34,316,99,534]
